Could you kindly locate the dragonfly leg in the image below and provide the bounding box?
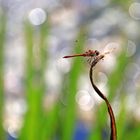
[87,56,94,65]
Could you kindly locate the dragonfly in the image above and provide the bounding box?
[63,46,116,62]
[63,49,100,64]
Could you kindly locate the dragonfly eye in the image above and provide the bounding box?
[95,50,99,56]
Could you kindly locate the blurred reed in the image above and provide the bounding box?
[0,13,6,140]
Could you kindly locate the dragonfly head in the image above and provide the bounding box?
[94,50,100,56]
[90,50,100,57]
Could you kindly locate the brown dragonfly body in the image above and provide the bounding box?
[63,50,100,58]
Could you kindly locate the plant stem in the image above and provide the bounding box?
[89,55,117,140]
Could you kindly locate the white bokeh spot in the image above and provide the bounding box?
[129,2,140,20]
[76,90,94,111]
[28,8,47,25]
[126,40,136,57]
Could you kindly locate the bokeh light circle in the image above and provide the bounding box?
[126,40,136,57]
[76,90,94,111]
[134,72,140,89]
[129,2,140,20]
[97,72,108,86]
[56,58,71,73]
[28,8,47,25]
[104,42,120,53]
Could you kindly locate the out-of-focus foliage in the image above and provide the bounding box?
[0,13,6,140]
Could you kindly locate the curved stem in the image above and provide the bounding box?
[89,55,117,140]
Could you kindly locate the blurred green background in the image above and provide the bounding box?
[0,0,140,140]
